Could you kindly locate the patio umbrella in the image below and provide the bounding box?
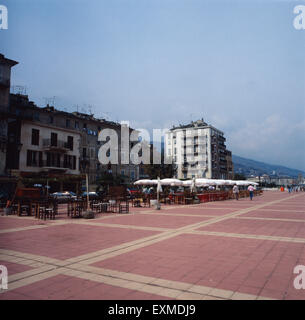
[224,180,236,186]
[196,178,211,185]
[134,179,155,185]
[235,180,249,186]
[156,177,162,205]
[182,180,192,186]
[190,177,197,193]
[160,178,183,186]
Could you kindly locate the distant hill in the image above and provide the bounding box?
[232,155,305,178]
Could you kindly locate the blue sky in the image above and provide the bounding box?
[1,0,305,171]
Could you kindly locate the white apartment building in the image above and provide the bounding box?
[165,119,232,180]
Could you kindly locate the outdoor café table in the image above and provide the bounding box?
[173,193,185,204]
[17,201,31,216]
[70,200,85,218]
[100,203,110,213]
[184,197,193,205]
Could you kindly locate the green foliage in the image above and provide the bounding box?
[233,173,246,180]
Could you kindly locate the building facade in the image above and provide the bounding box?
[0,54,18,175]
[7,93,140,192]
[165,119,233,180]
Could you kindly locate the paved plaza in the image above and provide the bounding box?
[0,191,305,300]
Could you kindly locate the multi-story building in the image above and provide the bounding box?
[0,54,18,175]
[165,119,232,180]
[7,93,140,192]
[226,150,234,179]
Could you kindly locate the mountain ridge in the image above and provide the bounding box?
[232,155,305,178]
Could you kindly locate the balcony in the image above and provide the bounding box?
[181,137,207,146]
[42,139,71,151]
[41,160,75,171]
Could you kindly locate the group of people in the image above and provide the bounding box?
[232,184,255,201]
[287,185,303,193]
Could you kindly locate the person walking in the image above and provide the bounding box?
[248,184,254,200]
[233,185,239,200]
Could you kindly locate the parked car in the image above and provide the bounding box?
[81,192,99,200]
[63,191,77,200]
[50,191,76,202]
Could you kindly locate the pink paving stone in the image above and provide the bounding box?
[0,217,51,230]
[0,274,170,300]
[94,213,211,229]
[0,260,33,275]
[262,205,305,212]
[161,207,238,216]
[241,210,305,220]
[197,218,305,238]
[91,233,305,299]
[0,224,160,260]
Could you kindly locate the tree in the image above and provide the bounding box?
[233,173,246,180]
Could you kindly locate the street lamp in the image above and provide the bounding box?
[80,157,94,218]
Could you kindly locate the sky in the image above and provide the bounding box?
[1,0,305,171]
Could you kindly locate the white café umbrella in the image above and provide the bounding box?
[235,180,249,186]
[134,179,155,185]
[182,180,192,186]
[160,178,183,186]
[156,177,162,205]
[190,177,197,193]
[225,180,236,186]
[208,179,222,186]
[196,178,211,185]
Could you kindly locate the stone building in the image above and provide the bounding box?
[7,94,140,192]
[0,54,18,175]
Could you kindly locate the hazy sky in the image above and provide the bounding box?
[1,0,305,170]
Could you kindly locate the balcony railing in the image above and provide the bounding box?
[41,160,75,170]
[181,137,207,146]
[42,139,71,151]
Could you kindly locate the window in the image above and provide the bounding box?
[49,116,54,124]
[66,119,70,128]
[26,150,38,167]
[73,156,76,170]
[121,170,125,176]
[82,148,87,158]
[51,132,57,147]
[67,136,73,151]
[33,113,39,121]
[31,129,39,146]
[83,123,87,129]
[75,121,79,129]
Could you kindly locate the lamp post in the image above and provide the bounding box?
[81,157,94,218]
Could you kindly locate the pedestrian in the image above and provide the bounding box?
[232,184,239,200]
[248,184,254,200]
